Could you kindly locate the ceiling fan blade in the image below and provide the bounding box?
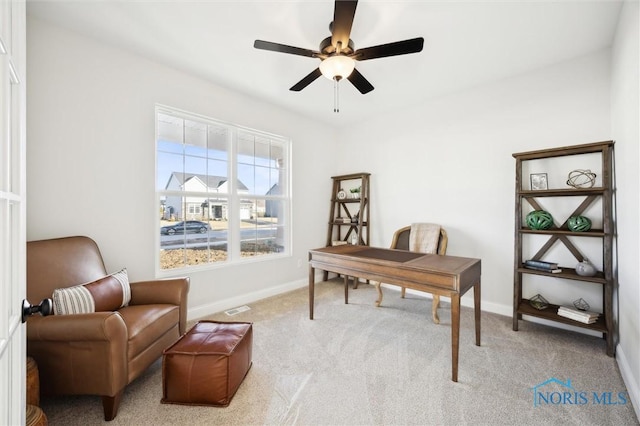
[353,37,424,61]
[331,0,358,51]
[347,68,374,94]
[254,40,318,58]
[290,68,323,92]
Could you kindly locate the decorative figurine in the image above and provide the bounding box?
[575,259,597,277]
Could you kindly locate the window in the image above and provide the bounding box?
[156,106,290,272]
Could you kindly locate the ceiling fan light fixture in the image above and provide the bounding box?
[319,55,355,80]
[255,0,424,95]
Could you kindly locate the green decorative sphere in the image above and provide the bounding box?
[526,210,554,230]
[568,215,592,232]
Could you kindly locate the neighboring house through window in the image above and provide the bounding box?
[156,106,291,272]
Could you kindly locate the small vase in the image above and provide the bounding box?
[575,259,597,277]
[351,232,358,245]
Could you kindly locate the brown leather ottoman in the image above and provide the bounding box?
[161,321,253,406]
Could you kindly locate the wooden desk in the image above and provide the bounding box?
[308,245,481,382]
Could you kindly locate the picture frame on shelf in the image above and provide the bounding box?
[530,173,548,190]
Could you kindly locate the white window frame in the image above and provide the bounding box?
[155,105,292,276]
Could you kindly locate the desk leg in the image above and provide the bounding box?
[309,266,315,320]
[344,275,349,304]
[474,280,481,346]
[451,293,460,382]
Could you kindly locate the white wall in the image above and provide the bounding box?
[26,18,335,316]
[338,49,612,315]
[611,1,640,418]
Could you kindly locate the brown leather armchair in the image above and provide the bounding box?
[26,236,189,421]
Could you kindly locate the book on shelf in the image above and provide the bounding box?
[557,305,600,324]
[524,264,562,273]
[558,305,601,318]
[524,259,558,269]
[557,310,598,324]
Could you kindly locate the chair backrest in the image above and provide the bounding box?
[27,236,108,303]
[390,225,448,255]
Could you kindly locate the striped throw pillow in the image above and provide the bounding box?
[52,268,131,315]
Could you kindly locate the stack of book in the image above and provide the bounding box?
[523,259,562,273]
[557,305,601,324]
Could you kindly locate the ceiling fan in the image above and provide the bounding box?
[254,0,424,110]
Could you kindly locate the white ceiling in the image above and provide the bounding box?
[26,0,623,127]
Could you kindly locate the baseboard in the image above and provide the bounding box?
[616,343,640,420]
[214,279,604,339]
[387,284,603,337]
[186,274,315,321]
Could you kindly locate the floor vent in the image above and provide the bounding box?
[225,305,251,316]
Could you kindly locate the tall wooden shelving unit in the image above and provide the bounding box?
[512,141,615,356]
[326,172,370,247]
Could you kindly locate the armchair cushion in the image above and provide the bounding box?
[52,268,131,315]
[119,304,179,361]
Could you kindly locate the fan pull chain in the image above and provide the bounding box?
[333,77,340,113]
[334,41,342,112]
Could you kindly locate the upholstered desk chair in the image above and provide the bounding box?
[374,224,448,323]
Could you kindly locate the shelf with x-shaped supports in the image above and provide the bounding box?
[521,192,605,271]
[512,141,615,356]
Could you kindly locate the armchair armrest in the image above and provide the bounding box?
[129,277,189,334]
[27,311,127,341]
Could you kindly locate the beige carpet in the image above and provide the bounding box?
[40,280,638,425]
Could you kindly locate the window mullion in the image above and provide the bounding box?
[227,126,240,260]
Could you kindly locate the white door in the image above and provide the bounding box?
[0,1,27,424]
